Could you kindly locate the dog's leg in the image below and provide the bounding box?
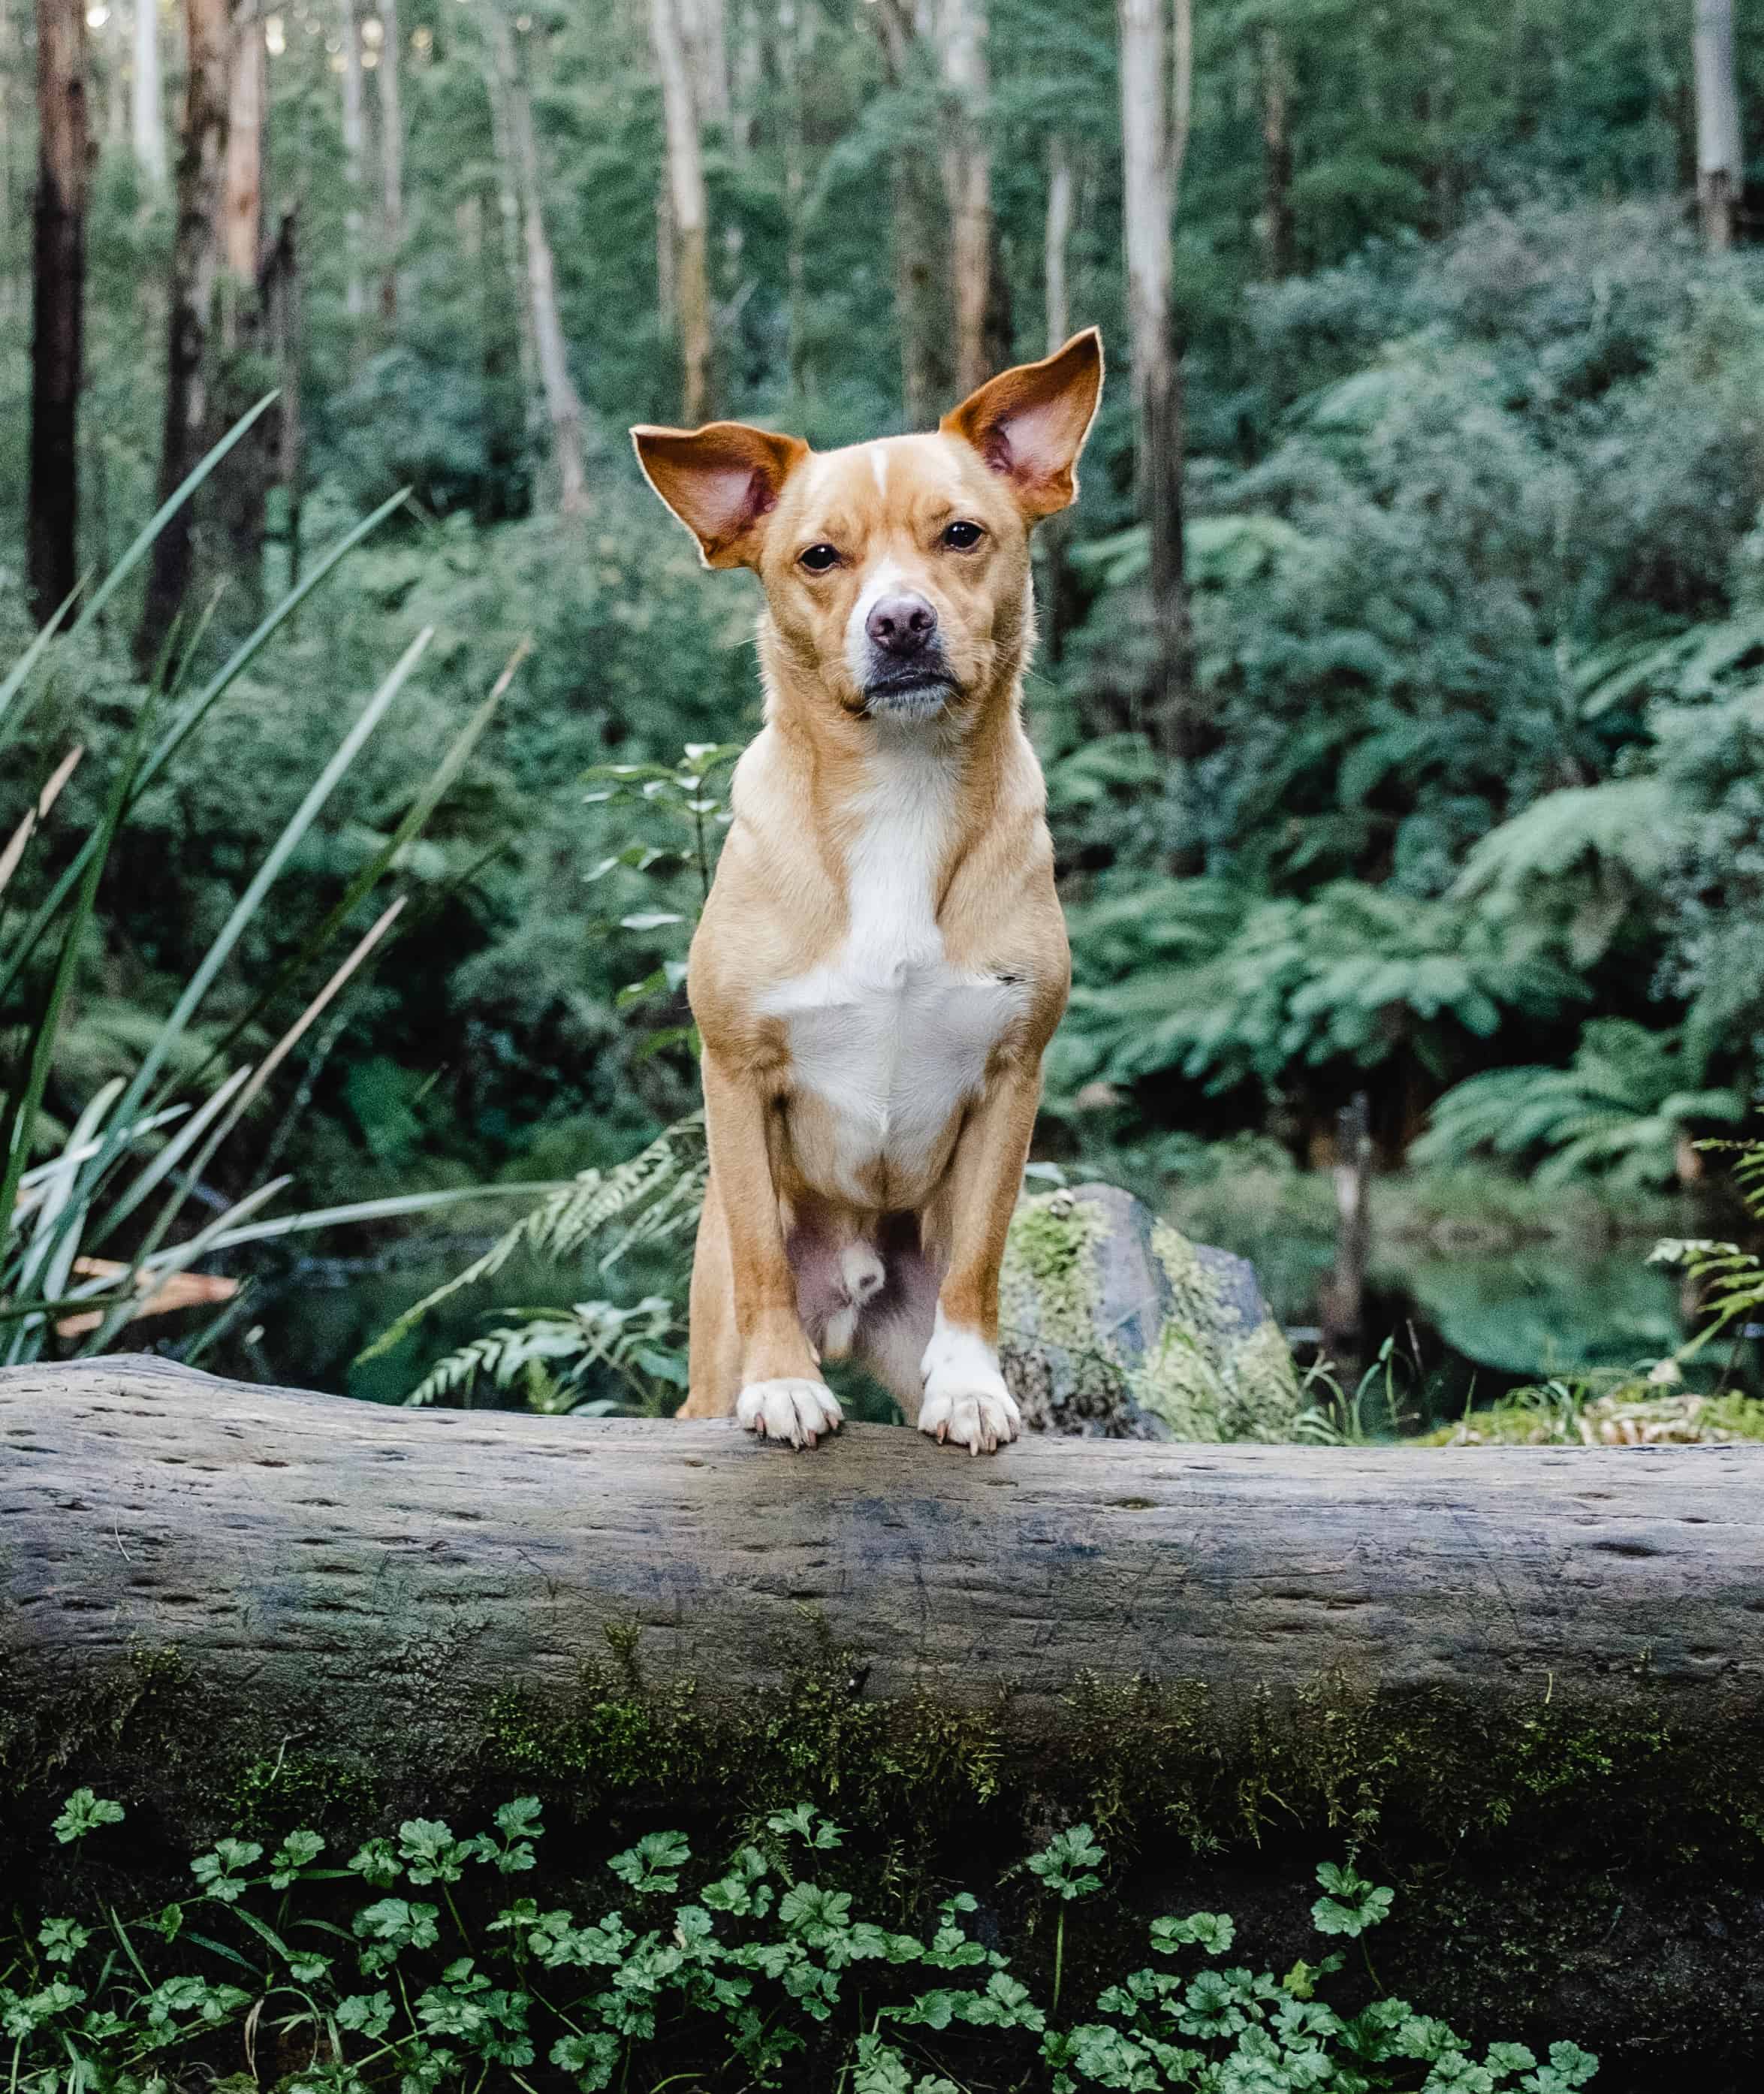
[679,1171,740,1417]
[700,1049,842,1449]
[916,1066,1040,1453]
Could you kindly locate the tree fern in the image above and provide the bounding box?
[406,1296,686,1412]
[1652,1137,1764,1359]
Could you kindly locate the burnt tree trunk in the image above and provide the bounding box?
[27,0,89,626]
[134,0,230,673]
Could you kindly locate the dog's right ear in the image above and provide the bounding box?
[630,421,809,570]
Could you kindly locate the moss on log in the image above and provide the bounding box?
[4,1355,1764,2076]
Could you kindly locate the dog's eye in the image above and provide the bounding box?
[798,543,840,573]
[941,520,985,551]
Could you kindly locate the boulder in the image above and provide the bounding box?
[999,1181,1304,1440]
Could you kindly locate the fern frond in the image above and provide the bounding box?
[360,1115,706,1363]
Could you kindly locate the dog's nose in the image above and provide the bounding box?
[866,593,938,656]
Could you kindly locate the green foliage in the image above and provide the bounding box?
[1,1788,1598,2092]
[1413,1021,1746,1190]
[1652,1136,1764,1361]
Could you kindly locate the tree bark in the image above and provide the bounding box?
[936,0,990,397]
[264,206,303,590]
[1259,21,1292,276]
[778,0,807,418]
[131,0,165,185]
[1116,0,1196,798]
[876,0,951,428]
[339,0,365,325]
[134,0,230,672]
[378,0,403,323]
[485,0,588,514]
[650,0,712,424]
[27,0,89,626]
[1693,0,1741,252]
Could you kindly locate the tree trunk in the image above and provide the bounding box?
[264,206,303,590]
[378,0,402,323]
[1170,0,1192,205]
[220,0,262,285]
[1040,131,1075,664]
[936,0,990,397]
[26,0,89,626]
[1259,22,1292,276]
[1116,0,1195,798]
[134,0,229,673]
[1693,0,1741,252]
[339,0,365,325]
[778,0,807,417]
[478,7,537,459]
[131,0,165,184]
[650,0,712,424]
[486,0,588,514]
[876,0,951,428]
[684,0,728,126]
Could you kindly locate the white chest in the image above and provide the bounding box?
[758,744,1021,1203]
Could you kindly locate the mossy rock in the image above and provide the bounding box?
[1000,1181,1304,1440]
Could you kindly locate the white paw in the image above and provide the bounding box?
[918,1309,1019,1456]
[736,1378,843,1449]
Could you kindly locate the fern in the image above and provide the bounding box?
[1652,1136,1764,1358]
[408,1295,685,1411]
[360,1115,707,1365]
[1414,1021,1745,1190]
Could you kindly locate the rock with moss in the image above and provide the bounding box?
[1000,1181,1304,1440]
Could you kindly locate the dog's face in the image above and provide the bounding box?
[633,330,1102,726]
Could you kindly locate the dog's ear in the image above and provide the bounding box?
[629,421,809,569]
[940,328,1103,521]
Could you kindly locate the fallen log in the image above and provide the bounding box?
[4,1356,1764,2073]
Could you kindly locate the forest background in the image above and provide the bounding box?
[4,0,1762,1416]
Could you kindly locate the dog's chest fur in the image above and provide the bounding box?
[759,741,1023,1206]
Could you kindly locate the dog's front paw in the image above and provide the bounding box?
[918,1383,1021,1455]
[736,1378,843,1449]
[918,1313,1020,1455]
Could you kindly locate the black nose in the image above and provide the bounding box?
[866,593,938,656]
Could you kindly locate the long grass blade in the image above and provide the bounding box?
[0,716,147,1361]
[186,635,526,1094]
[0,587,77,741]
[191,1181,572,1254]
[0,745,83,905]
[0,487,412,1011]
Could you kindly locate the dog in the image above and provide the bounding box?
[630,328,1102,1454]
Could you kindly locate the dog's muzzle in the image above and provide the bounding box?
[861,590,957,720]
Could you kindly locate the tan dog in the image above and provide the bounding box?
[631,329,1102,1454]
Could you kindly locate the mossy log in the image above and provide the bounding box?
[5,1353,1761,1752]
[8,1356,1764,2077]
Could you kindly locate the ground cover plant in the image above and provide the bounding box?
[2,1790,1600,2093]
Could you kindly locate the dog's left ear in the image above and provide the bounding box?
[940,327,1103,522]
[630,420,810,569]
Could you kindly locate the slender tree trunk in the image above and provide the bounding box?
[1041,131,1075,665]
[1117,0,1195,799]
[220,0,262,285]
[132,0,166,184]
[213,0,267,622]
[28,0,89,626]
[650,0,712,423]
[486,0,588,514]
[378,0,402,322]
[339,0,364,326]
[1,0,12,304]
[776,0,808,418]
[1170,0,1192,205]
[134,0,229,672]
[1259,23,1293,276]
[264,206,302,591]
[936,0,991,396]
[1693,0,1741,252]
[876,0,951,427]
[479,8,537,442]
[730,0,758,157]
[686,0,728,125]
